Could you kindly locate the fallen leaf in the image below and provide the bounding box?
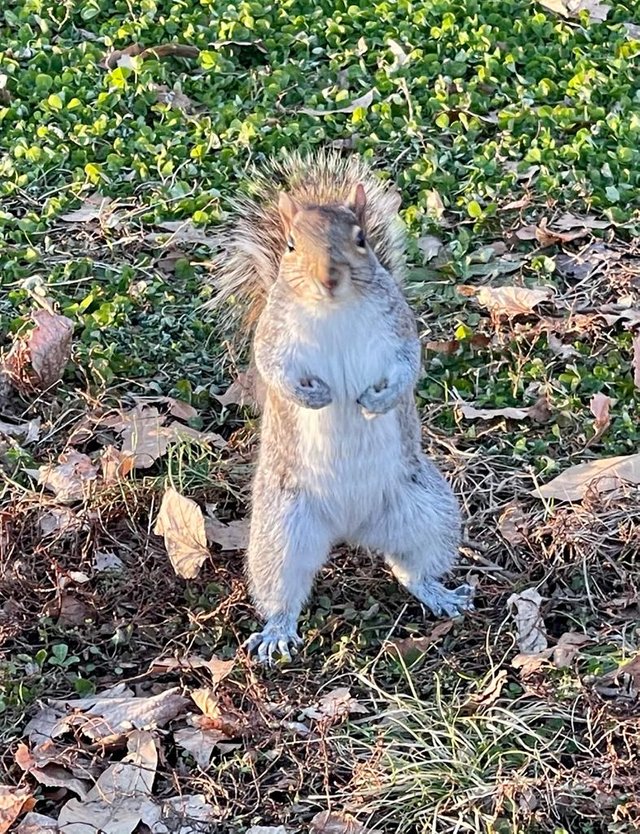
[301,687,368,721]
[148,654,234,685]
[246,828,287,834]
[57,730,157,834]
[596,303,640,328]
[164,398,198,420]
[60,193,113,223]
[425,189,445,221]
[3,310,73,391]
[0,786,33,834]
[310,811,382,834]
[387,38,409,71]
[589,392,612,442]
[35,450,98,504]
[154,487,210,579]
[547,333,580,359]
[51,683,189,741]
[389,621,454,660]
[173,726,228,768]
[498,501,528,545]
[511,651,552,676]
[425,339,460,355]
[624,21,640,39]
[100,445,135,482]
[141,794,215,834]
[594,655,640,701]
[39,507,83,538]
[553,212,611,231]
[24,707,63,746]
[94,550,124,572]
[15,812,58,833]
[507,588,548,654]
[118,406,175,469]
[475,285,553,317]
[204,515,249,551]
[553,632,592,668]
[52,593,94,627]
[458,403,530,421]
[300,88,374,116]
[534,453,640,501]
[0,418,40,443]
[417,235,443,262]
[15,742,90,799]
[151,220,218,249]
[538,0,611,22]
[213,372,259,408]
[632,334,640,390]
[467,669,508,709]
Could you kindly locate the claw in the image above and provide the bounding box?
[243,613,301,665]
[406,578,475,619]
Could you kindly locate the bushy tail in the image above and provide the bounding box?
[207,150,406,338]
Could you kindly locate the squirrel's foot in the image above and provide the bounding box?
[243,613,303,665]
[294,376,332,409]
[405,578,475,619]
[357,380,401,415]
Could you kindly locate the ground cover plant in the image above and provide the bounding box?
[1,0,640,831]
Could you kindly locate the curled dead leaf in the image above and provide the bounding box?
[60,192,113,223]
[389,620,454,660]
[507,588,548,654]
[310,811,382,834]
[547,332,580,359]
[204,514,249,551]
[0,785,34,834]
[534,453,640,502]
[589,392,611,443]
[34,450,98,504]
[458,396,550,423]
[301,687,368,721]
[0,418,40,443]
[475,285,553,317]
[498,501,529,545]
[3,310,73,391]
[553,632,592,668]
[154,487,209,579]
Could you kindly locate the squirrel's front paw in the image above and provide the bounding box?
[357,380,400,415]
[243,615,302,665]
[294,376,332,409]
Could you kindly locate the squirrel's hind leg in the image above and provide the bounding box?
[359,457,474,618]
[244,484,331,664]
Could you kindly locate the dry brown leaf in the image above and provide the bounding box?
[417,235,443,261]
[100,445,135,482]
[173,725,229,768]
[538,0,610,22]
[594,655,640,701]
[553,632,592,668]
[389,620,454,659]
[475,285,552,317]
[24,707,63,746]
[596,304,640,328]
[507,588,548,654]
[51,593,94,627]
[15,813,58,833]
[534,453,640,502]
[57,730,157,834]
[141,794,215,833]
[589,392,611,442]
[553,212,611,231]
[0,418,40,443]
[310,811,382,834]
[425,339,460,355]
[511,651,552,676]
[204,515,249,551]
[246,827,287,834]
[152,220,218,248]
[35,450,98,504]
[213,372,258,408]
[60,192,113,223]
[154,487,209,579]
[39,507,84,538]
[15,742,90,799]
[468,669,508,709]
[458,403,530,421]
[301,687,368,721]
[632,333,640,389]
[3,310,74,391]
[118,406,175,468]
[51,683,189,741]
[148,654,234,684]
[300,88,374,116]
[498,500,529,545]
[0,786,33,834]
[165,398,198,420]
[547,332,580,359]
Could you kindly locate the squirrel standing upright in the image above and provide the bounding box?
[211,151,473,663]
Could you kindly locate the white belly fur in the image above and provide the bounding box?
[287,300,404,538]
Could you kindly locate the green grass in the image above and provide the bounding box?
[1,1,640,832]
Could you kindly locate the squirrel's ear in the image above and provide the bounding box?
[348,182,367,228]
[278,191,299,233]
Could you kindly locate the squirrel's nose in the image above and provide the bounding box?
[319,266,345,292]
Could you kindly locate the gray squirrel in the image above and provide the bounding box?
[210,151,474,663]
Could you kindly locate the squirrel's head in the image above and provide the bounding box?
[277,184,377,302]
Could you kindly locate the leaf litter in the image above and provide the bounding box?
[153,487,210,579]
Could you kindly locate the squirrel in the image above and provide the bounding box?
[210,151,474,663]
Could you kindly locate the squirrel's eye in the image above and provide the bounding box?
[286,235,295,252]
[355,229,366,249]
